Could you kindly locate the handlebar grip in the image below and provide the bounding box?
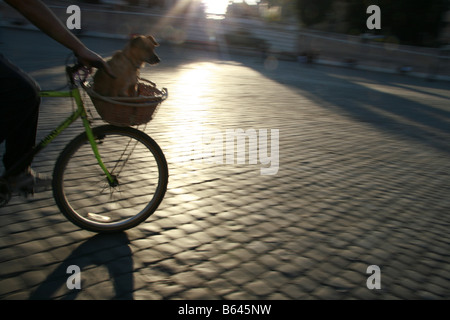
[66,63,85,74]
[66,63,90,85]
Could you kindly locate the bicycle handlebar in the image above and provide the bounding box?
[66,63,84,75]
[66,63,91,86]
[66,60,115,87]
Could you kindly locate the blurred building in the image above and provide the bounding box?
[79,0,176,8]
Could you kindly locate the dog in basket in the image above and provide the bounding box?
[93,34,160,97]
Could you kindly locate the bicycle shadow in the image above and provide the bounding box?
[29,232,134,300]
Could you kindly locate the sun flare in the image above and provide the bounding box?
[202,0,229,16]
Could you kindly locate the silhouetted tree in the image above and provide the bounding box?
[345,0,448,46]
[295,0,333,26]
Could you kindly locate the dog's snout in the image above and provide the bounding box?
[148,54,160,65]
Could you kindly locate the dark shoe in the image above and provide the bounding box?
[7,168,52,196]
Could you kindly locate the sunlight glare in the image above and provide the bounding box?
[167,62,217,163]
[202,0,229,16]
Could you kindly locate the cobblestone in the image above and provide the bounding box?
[1,27,450,300]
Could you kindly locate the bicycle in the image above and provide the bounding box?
[0,61,169,233]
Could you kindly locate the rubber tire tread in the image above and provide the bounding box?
[52,125,168,233]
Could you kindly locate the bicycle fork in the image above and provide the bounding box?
[72,89,118,187]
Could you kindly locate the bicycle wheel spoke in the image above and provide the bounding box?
[53,125,168,233]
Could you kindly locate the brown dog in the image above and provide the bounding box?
[93,35,160,97]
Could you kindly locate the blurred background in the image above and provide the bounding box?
[1,0,450,300]
[2,0,450,79]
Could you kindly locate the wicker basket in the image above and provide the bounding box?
[85,78,167,127]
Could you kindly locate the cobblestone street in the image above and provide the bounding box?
[1,29,450,300]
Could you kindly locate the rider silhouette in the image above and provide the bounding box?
[0,0,113,194]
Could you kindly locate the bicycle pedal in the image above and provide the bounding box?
[0,193,11,207]
[18,186,34,198]
[0,178,12,207]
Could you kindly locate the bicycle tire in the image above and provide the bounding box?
[53,125,168,233]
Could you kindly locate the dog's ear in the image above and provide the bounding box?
[129,35,142,46]
[147,35,159,47]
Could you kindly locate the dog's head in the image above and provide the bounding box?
[127,35,161,65]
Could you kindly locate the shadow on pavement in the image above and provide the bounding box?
[29,232,133,300]
[246,58,450,155]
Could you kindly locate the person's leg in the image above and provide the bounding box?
[0,54,40,176]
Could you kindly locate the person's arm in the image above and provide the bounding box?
[5,0,113,74]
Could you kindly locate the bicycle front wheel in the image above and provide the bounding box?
[53,125,168,233]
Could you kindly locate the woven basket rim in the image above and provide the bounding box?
[84,77,167,107]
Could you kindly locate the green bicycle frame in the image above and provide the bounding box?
[3,87,114,184]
